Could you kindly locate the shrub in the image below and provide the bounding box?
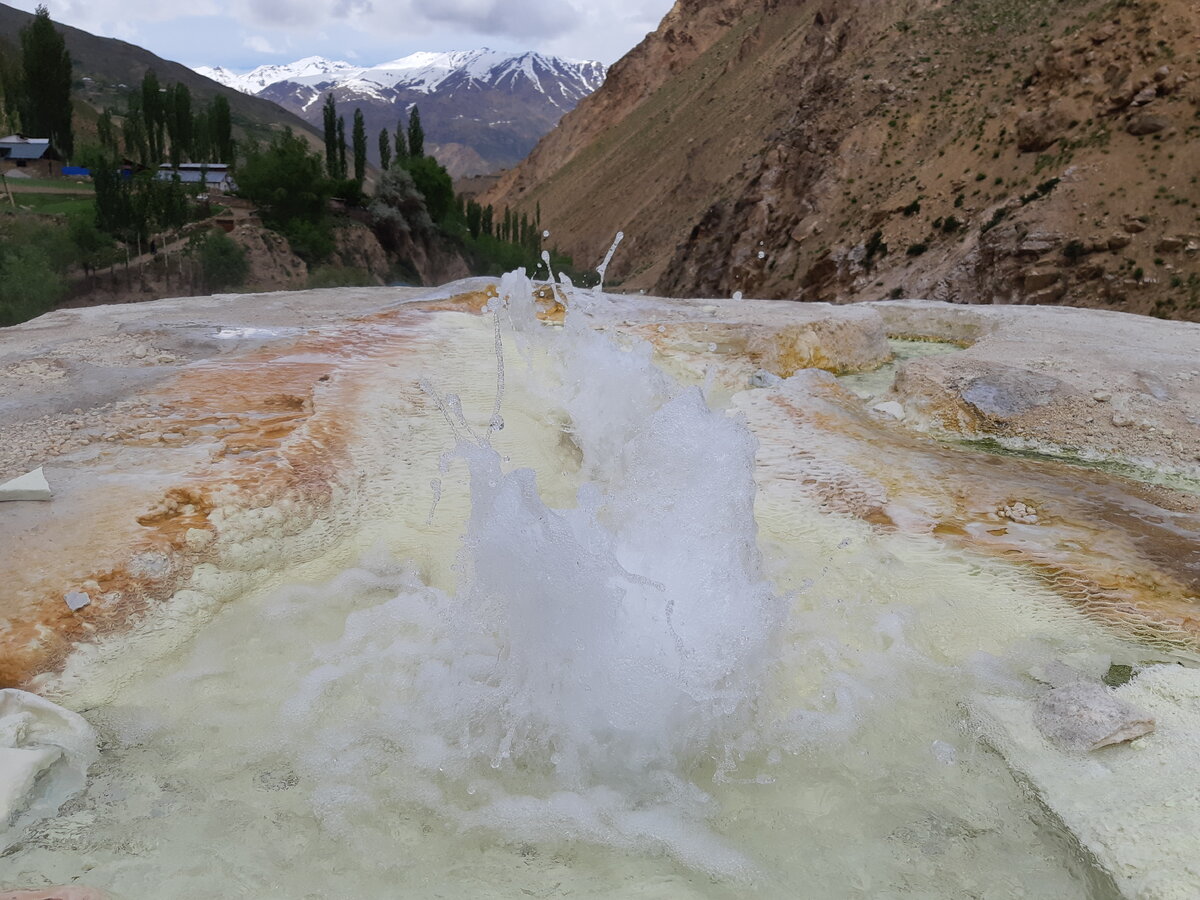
[194,228,249,292]
[906,242,929,256]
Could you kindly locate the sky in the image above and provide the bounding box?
[6,0,672,70]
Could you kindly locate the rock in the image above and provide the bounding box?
[1130,84,1158,106]
[1092,390,1111,402]
[1107,232,1132,250]
[958,366,1066,419]
[871,400,905,420]
[63,591,91,611]
[0,467,52,502]
[1155,236,1184,253]
[1023,269,1061,292]
[1034,680,1155,751]
[0,690,99,852]
[1127,112,1169,135]
[1016,107,1069,152]
[1017,239,1057,257]
[1122,216,1148,234]
[1153,65,1171,82]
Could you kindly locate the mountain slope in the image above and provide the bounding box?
[0,2,320,151]
[196,50,607,177]
[486,0,1200,320]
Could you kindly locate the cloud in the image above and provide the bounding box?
[415,0,579,38]
[242,34,284,55]
[16,0,676,69]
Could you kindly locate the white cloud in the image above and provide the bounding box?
[17,0,677,69]
[242,33,284,54]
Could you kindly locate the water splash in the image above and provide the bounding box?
[284,268,786,876]
[594,231,624,294]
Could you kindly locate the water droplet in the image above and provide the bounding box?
[757,251,766,259]
[732,291,743,301]
[657,325,666,333]
[707,342,717,352]
[542,229,550,238]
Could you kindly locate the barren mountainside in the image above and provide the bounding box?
[486,0,1200,319]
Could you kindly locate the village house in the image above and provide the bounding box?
[0,134,59,177]
[155,163,235,193]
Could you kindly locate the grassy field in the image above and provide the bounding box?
[2,175,95,192]
[3,193,95,216]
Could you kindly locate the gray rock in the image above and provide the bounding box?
[1127,113,1169,135]
[960,366,1065,418]
[1034,681,1154,751]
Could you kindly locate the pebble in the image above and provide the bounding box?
[1112,414,1133,427]
[1093,391,1111,402]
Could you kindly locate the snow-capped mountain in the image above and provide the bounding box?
[192,50,606,177]
[195,56,360,94]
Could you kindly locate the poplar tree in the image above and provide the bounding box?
[96,107,117,157]
[141,70,163,163]
[210,95,232,163]
[377,128,390,171]
[336,116,347,180]
[352,107,366,185]
[19,6,72,158]
[322,93,337,177]
[0,38,22,134]
[407,105,424,159]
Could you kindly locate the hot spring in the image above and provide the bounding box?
[3,268,1196,898]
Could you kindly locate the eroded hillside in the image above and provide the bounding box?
[486,0,1200,318]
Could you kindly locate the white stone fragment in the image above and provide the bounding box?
[872,400,905,420]
[0,690,98,852]
[64,591,91,611]
[0,467,52,502]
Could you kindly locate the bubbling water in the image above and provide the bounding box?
[281,269,787,875]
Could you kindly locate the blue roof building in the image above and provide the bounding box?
[0,134,51,162]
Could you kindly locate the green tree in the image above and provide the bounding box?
[481,203,493,237]
[402,155,452,224]
[377,128,390,171]
[194,228,249,291]
[235,129,334,262]
[336,116,347,180]
[352,107,366,185]
[322,93,338,177]
[210,95,233,162]
[0,37,22,134]
[141,69,164,163]
[465,199,481,239]
[166,82,193,166]
[407,105,425,158]
[122,100,149,166]
[19,5,72,158]
[192,107,211,163]
[96,107,118,156]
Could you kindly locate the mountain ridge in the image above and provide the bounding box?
[195,49,608,177]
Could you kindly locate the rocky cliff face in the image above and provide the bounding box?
[486,0,1200,319]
